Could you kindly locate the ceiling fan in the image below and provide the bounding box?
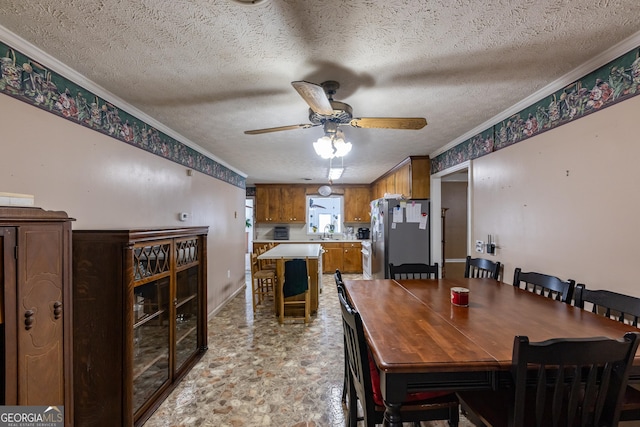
[244,80,427,137]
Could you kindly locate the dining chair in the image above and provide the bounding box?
[334,268,344,287]
[457,332,640,427]
[464,256,501,280]
[250,252,275,312]
[389,262,439,279]
[334,268,348,406]
[512,268,575,304]
[338,290,460,427]
[278,257,311,324]
[574,283,640,421]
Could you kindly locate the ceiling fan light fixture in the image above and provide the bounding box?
[313,134,352,159]
[313,136,335,159]
[333,138,352,157]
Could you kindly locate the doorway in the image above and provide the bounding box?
[430,162,470,279]
[245,197,254,272]
[441,170,468,278]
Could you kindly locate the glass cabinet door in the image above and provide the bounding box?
[174,238,200,372]
[132,243,171,413]
[175,266,199,371]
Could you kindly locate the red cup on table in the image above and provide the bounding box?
[451,287,469,307]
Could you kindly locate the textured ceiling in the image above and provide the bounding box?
[1,0,640,185]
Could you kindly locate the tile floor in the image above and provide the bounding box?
[143,273,475,427]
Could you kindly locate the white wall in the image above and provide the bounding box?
[0,93,246,315]
[469,95,640,296]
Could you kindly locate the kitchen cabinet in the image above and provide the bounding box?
[343,242,363,273]
[372,156,431,200]
[322,242,362,274]
[394,163,411,198]
[344,186,371,222]
[255,185,280,223]
[0,207,73,426]
[280,186,306,222]
[321,242,343,273]
[256,185,305,223]
[72,227,208,427]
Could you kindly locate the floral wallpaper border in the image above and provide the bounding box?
[0,41,245,189]
[431,46,640,174]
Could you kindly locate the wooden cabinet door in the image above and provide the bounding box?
[343,242,362,273]
[394,163,411,198]
[383,174,396,196]
[281,186,305,222]
[16,224,66,406]
[409,157,431,199]
[256,185,282,222]
[344,187,371,222]
[1,227,17,402]
[322,243,343,273]
[267,186,282,222]
[255,186,270,222]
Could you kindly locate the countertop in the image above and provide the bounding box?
[257,243,323,259]
[254,239,367,244]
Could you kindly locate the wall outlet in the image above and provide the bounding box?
[179,212,189,221]
[475,240,484,253]
[227,269,231,278]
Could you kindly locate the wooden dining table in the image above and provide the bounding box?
[343,277,640,427]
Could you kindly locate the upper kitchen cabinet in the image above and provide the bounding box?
[255,185,305,223]
[344,186,371,223]
[372,156,431,200]
[280,186,306,222]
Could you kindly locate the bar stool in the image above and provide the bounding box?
[258,245,277,271]
[251,253,275,311]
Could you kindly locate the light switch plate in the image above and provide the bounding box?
[475,240,484,253]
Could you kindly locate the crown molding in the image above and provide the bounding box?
[430,29,640,158]
[0,25,247,178]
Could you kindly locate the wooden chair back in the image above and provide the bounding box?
[257,245,276,270]
[334,268,344,286]
[575,284,640,326]
[458,333,640,427]
[334,268,348,405]
[510,333,640,426]
[513,268,575,304]
[389,263,439,280]
[250,252,275,311]
[464,256,501,280]
[574,284,640,421]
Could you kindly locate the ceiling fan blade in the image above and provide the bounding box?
[291,81,334,116]
[244,123,317,135]
[350,117,427,130]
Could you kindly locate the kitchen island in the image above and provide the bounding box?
[254,239,367,274]
[257,243,323,317]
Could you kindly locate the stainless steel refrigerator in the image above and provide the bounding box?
[370,198,431,279]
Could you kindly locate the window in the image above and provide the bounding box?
[307,196,343,235]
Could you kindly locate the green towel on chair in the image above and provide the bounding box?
[283,259,309,297]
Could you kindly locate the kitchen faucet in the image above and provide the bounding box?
[323,224,334,240]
